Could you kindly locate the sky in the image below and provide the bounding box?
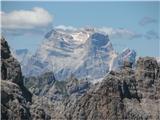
[1,1,160,57]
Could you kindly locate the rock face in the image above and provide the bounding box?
[1,37,23,86]
[1,81,31,119]
[62,57,160,120]
[1,37,50,120]
[1,37,32,119]
[23,74,91,119]
[24,72,56,96]
[136,57,159,80]
[25,73,91,101]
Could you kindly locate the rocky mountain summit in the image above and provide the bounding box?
[18,27,136,81]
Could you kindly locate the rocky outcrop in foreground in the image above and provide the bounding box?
[63,58,160,120]
[1,37,32,119]
[28,57,160,120]
[1,37,50,120]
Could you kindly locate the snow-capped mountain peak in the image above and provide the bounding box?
[71,31,90,44]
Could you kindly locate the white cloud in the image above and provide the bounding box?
[55,25,77,31]
[54,25,142,39]
[1,7,53,29]
[98,27,141,39]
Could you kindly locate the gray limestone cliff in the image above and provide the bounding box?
[1,37,50,120]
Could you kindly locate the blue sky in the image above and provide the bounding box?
[1,1,160,57]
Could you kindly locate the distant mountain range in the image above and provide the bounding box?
[14,27,136,81]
